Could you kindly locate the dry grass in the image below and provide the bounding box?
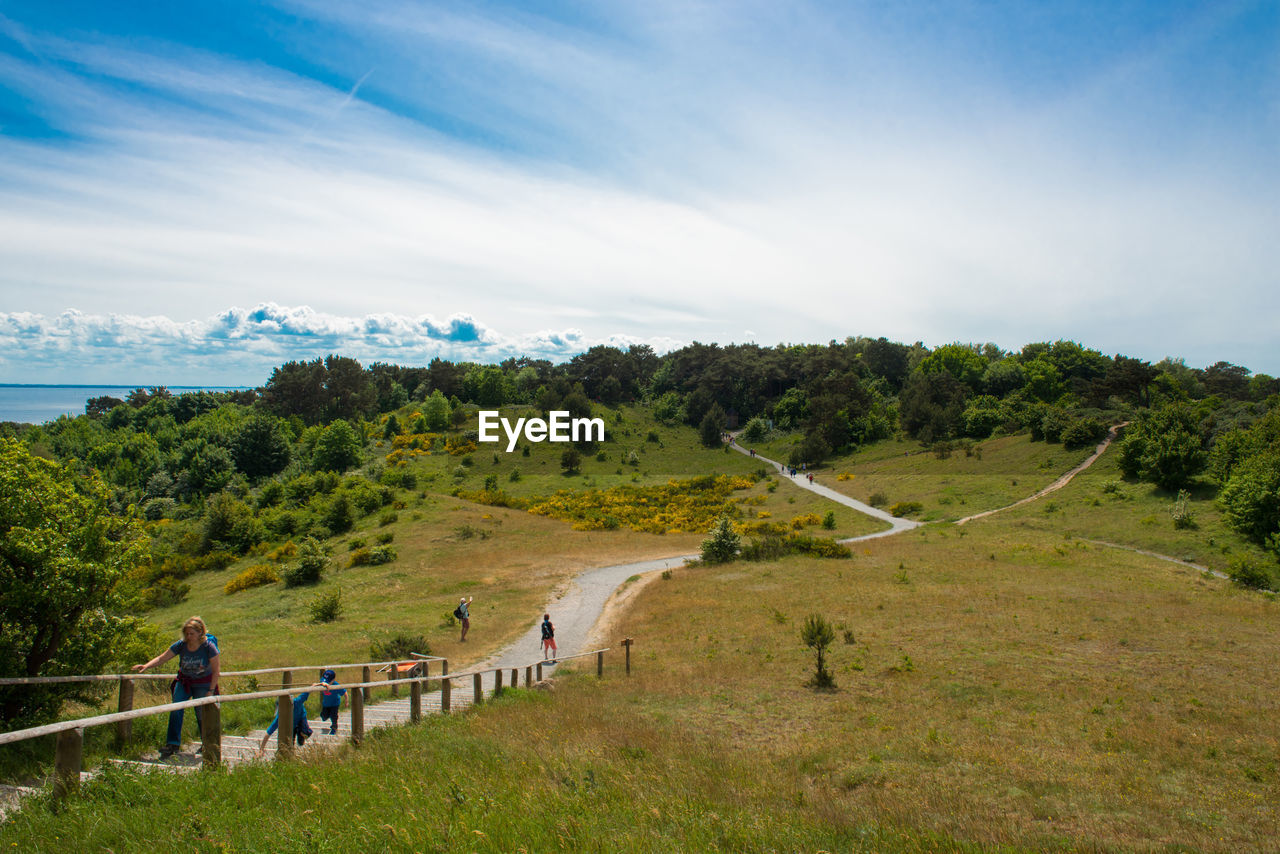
[571,517,1280,851]
[812,435,1095,522]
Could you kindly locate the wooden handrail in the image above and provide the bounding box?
[0,657,450,687]
[0,650,610,747]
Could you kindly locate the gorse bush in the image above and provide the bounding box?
[224,564,279,594]
[889,501,924,517]
[349,544,397,567]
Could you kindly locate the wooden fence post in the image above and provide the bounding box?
[362,665,372,701]
[441,676,451,714]
[623,638,633,676]
[351,685,364,745]
[282,670,292,691]
[494,668,503,696]
[201,701,221,769]
[53,727,83,806]
[473,673,483,705]
[510,668,518,688]
[536,663,543,682]
[597,650,604,678]
[410,679,422,723]
[116,676,135,744]
[389,663,399,697]
[276,693,293,758]
[525,666,532,687]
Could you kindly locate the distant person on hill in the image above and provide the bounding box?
[318,669,346,735]
[259,687,314,753]
[456,596,473,642]
[133,616,221,758]
[541,613,557,664]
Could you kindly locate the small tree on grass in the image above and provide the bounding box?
[801,613,836,688]
[283,536,328,587]
[560,447,582,475]
[700,515,740,564]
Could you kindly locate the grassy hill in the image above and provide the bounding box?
[2,418,1277,851]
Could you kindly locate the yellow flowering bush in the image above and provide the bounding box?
[463,475,758,533]
[224,564,280,594]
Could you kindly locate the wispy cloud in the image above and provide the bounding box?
[1,1,1277,379]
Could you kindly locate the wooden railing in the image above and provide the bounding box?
[0,648,617,805]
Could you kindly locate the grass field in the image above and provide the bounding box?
[3,420,1278,850]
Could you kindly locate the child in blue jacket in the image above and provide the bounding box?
[318,669,347,735]
[259,689,313,752]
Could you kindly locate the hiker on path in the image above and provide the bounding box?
[541,613,557,663]
[318,669,346,735]
[458,596,473,642]
[133,615,220,758]
[260,688,313,752]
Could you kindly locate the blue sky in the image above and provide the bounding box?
[1,0,1277,385]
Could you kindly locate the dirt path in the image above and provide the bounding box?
[954,422,1127,525]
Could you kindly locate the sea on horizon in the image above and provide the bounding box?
[0,384,251,425]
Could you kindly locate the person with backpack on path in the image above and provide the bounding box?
[540,613,557,664]
[318,669,346,735]
[456,596,473,642]
[133,615,220,758]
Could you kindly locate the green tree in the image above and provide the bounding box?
[1218,451,1280,544]
[421,389,451,432]
[917,343,987,392]
[560,447,582,475]
[1117,404,1206,490]
[0,438,147,725]
[313,419,362,472]
[801,614,835,688]
[231,415,291,480]
[700,515,740,564]
[699,403,727,448]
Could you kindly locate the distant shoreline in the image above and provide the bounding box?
[0,384,251,389]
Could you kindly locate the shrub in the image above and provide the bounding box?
[801,614,836,688]
[224,564,280,594]
[822,511,836,530]
[376,531,394,545]
[889,501,924,517]
[379,510,398,527]
[283,537,328,587]
[1171,489,1198,530]
[867,492,888,508]
[509,468,521,482]
[700,515,741,564]
[1227,557,1277,592]
[309,588,343,623]
[350,544,397,567]
[143,497,177,520]
[369,633,430,661]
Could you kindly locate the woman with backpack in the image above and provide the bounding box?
[456,596,473,642]
[133,616,220,758]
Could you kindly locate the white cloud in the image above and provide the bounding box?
[0,304,684,385]
[1,2,1277,378]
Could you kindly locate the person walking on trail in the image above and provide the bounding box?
[259,688,314,753]
[457,596,473,642]
[133,615,220,758]
[540,613,557,663]
[807,473,814,484]
[318,669,346,735]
